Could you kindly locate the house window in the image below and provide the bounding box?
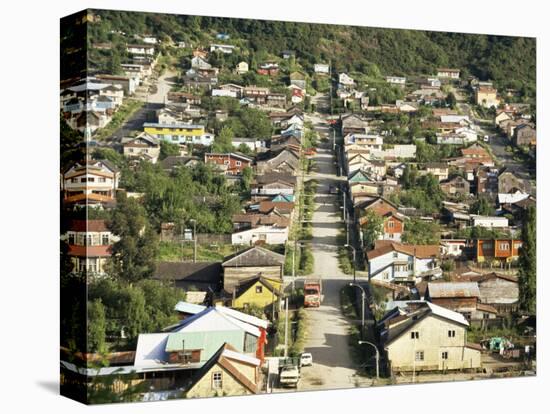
[129,148,134,153]
[393,252,398,259]
[483,313,490,319]
[448,330,456,338]
[71,178,78,183]
[223,160,229,165]
[388,221,395,229]
[102,234,109,245]
[86,234,93,246]
[236,161,242,167]
[415,351,424,361]
[464,312,472,321]
[68,234,75,245]
[442,351,448,360]
[99,177,106,183]
[499,242,510,250]
[256,286,263,294]
[411,331,419,339]
[212,371,223,389]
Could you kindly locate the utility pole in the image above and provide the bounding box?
[284,297,289,358]
[190,219,197,263]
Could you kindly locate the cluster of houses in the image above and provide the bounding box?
[62,301,271,398]
[494,104,536,148]
[61,40,159,139]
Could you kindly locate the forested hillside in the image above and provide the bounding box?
[89,9,536,97]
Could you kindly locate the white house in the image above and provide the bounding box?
[212,89,238,98]
[471,215,509,229]
[439,239,467,257]
[231,225,289,245]
[367,241,441,283]
[236,61,249,74]
[314,63,330,74]
[210,44,236,54]
[386,76,406,85]
[338,73,355,86]
[191,56,212,70]
[232,137,266,152]
[126,44,155,56]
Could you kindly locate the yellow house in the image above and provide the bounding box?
[476,86,499,108]
[233,276,282,310]
[143,122,213,146]
[381,301,481,373]
[186,343,260,398]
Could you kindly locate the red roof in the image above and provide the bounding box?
[68,245,111,257]
[69,220,108,232]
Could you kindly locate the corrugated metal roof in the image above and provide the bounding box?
[174,301,206,314]
[428,282,480,298]
[134,333,170,367]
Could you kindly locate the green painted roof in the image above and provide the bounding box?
[165,330,244,362]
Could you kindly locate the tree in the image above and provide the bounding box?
[470,196,496,216]
[401,218,440,245]
[518,206,536,314]
[446,92,457,109]
[108,194,158,283]
[159,140,180,160]
[361,210,384,249]
[87,299,106,353]
[241,166,253,192]
[212,125,234,153]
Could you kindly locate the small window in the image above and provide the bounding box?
[448,330,456,338]
[236,161,242,167]
[442,351,448,360]
[99,177,106,183]
[411,331,419,339]
[223,160,229,165]
[102,234,109,245]
[415,351,424,361]
[393,252,398,259]
[256,285,263,294]
[71,178,78,183]
[212,372,223,389]
[388,220,395,229]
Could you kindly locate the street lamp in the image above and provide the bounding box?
[358,340,380,380]
[344,244,356,282]
[349,282,366,339]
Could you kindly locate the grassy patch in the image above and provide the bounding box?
[94,99,145,141]
[157,241,237,262]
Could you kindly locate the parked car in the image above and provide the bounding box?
[300,353,313,367]
[279,365,300,388]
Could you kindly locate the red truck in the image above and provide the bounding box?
[303,279,323,308]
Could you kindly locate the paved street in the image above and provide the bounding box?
[297,115,372,391]
[109,70,178,143]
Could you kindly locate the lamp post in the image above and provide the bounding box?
[344,244,356,283]
[349,282,366,338]
[358,340,380,380]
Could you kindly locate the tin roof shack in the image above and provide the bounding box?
[380,301,481,373]
[425,282,498,321]
[222,246,285,295]
[461,273,519,315]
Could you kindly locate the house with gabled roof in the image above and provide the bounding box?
[122,132,160,163]
[425,282,498,321]
[366,240,441,284]
[185,343,261,398]
[232,275,283,311]
[256,148,300,175]
[222,246,285,294]
[62,158,120,207]
[356,197,405,242]
[380,301,481,373]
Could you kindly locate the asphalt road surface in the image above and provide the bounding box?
[297,116,372,390]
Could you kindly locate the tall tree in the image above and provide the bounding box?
[361,210,384,250]
[87,299,106,353]
[518,206,536,314]
[108,194,158,283]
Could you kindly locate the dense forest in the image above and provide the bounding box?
[88,9,536,97]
